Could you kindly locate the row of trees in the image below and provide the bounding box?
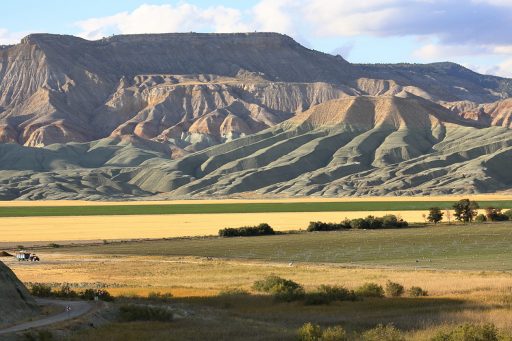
[426,199,512,224]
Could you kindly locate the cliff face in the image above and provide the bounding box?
[1,32,512,199]
[1,33,511,154]
[0,261,39,327]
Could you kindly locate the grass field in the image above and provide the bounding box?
[1,200,512,217]
[0,210,436,243]
[36,223,512,271]
[7,222,512,340]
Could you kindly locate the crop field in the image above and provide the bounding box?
[1,200,512,217]
[6,221,512,340]
[38,223,512,271]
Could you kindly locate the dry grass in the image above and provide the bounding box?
[1,194,512,207]
[6,253,512,298]
[0,209,499,243]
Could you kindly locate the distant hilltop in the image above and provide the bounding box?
[0,32,512,199]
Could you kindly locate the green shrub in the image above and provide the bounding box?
[81,289,114,302]
[365,216,384,229]
[475,214,487,223]
[385,281,404,297]
[219,223,275,237]
[355,283,384,298]
[252,275,304,302]
[307,221,350,232]
[485,207,509,222]
[362,324,405,341]
[118,304,173,322]
[382,214,408,228]
[317,285,357,301]
[322,326,348,341]
[350,218,370,229]
[55,284,78,298]
[30,283,53,297]
[408,286,428,297]
[431,323,499,341]
[298,322,323,341]
[504,209,512,220]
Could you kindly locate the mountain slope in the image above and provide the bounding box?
[0,261,40,327]
[1,32,512,155]
[1,96,511,199]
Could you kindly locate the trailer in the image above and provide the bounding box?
[16,251,40,262]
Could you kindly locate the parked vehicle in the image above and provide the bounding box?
[16,251,40,262]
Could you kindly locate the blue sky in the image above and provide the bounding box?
[2,0,512,77]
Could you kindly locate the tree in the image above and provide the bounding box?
[484,207,509,221]
[452,199,479,223]
[427,207,444,224]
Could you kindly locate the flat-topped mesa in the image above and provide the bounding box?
[14,32,352,83]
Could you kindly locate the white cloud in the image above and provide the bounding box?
[73,1,512,78]
[76,4,250,40]
[0,28,26,45]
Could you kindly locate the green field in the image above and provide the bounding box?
[54,223,512,271]
[2,200,512,217]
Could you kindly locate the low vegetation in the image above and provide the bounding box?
[219,223,275,237]
[29,283,114,301]
[307,214,408,232]
[118,304,173,322]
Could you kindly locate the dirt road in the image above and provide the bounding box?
[0,298,93,335]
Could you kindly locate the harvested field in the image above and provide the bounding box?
[0,210,468,243]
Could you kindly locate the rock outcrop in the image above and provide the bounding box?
[1,32,512,199]
[0,261,39,327]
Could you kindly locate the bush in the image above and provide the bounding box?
[350,218,370,229]
[118,304,173,322]
[385,281,404,297]
[304,284,357,304]
[30,283,53,297]
[355,283,384,298]
[298,322,322,341]
[322,326,348,341]
[504,209,512,220]
[298,323,348,341]
[362,324,405,341]
[475,214,487,223]
[81,289,115,302]
[365,216,384,229]
[219,223,275,237]
[428,207,444,224]
[55,284,78,299]
[307,221,350,232]
[485,207,509,222]
[252,275,305,302]
[382,214,408,228]
[431,323,499,341]
[408,286,428,297]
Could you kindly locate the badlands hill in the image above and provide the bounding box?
[0,261,39,326]
[0,32,512,199]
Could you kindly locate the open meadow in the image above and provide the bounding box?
[4,221,512,340]
[4,196,512,340]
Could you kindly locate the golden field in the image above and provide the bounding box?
[1,193,512,206]
[0,210,429,243]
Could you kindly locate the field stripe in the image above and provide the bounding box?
[0,201,512,217]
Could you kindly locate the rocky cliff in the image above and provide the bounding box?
[0,261,39,327]
[1,32,512,199]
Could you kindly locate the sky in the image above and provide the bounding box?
[1,0,512,77]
